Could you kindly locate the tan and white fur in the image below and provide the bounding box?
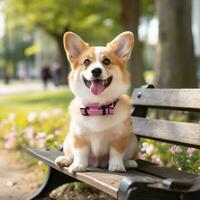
[55,31,138,173]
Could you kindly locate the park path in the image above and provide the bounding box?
[0,150,43,200]
[0,81,67,96]
[0,81,52,96]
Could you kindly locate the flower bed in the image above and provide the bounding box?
[139,140,200,174]
[0,108,199,174]
[0,108,69,150]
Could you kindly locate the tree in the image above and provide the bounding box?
[3,0,120,84]
[155,0,198,88]
[120,0,145,90]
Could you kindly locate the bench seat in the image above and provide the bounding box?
[27,148,200,200]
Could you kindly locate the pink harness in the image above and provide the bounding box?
[80,99,118,116]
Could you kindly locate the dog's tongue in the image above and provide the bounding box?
[90,80,106,95]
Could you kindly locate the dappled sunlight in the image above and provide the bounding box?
[0,0,199,199]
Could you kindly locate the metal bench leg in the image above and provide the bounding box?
[182,191,200,200]
[27,166,75,200]
[118,177,179,200]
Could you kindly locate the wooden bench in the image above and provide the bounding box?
[27,85,200,200]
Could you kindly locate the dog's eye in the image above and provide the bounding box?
[102,58,111,65]
[83,59,91,66]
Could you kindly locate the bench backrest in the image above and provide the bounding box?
[131,86,200,148]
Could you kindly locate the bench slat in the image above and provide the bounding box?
[132,89,200,111]
[27,148,164,198]
[132,117,200,148]
[27,148,119,197]
[137,160,196,180]
[26,148,200,198]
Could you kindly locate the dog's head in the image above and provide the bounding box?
[64,32,134,104]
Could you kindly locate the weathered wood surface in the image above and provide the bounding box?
[132,89,200,111]
[27,148,164,198]
[132,117,200,148]
[27,148,200,198]
[27,148,119,198]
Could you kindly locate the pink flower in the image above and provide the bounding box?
[0,119,8,129]
[141,142,148,152]
[4,128,17,150]
[4,138,16,149]
[25,128,35,146]
[8,113,15,121]
[187,148,196,157]
[36,132,47,140]
[5,127,17,140]
[35,132,47,148]
[27,112,37,122]
[137,152,146,160]
[151,155,163,166]
[25,126,34,140]
[53,108,62,116]
[170,145,181,154]
[39,111,49,121]
[54,130,60,136]
[5,132,15,140]
[38,161,43,166]
[141,142,155,155]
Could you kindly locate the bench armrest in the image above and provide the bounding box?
[162,179,193,190]
[118,176,156,200]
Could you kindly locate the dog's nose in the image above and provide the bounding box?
[91,68,102,78]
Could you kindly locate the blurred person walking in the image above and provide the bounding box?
[51,61,61,87]
[41,64,51,89]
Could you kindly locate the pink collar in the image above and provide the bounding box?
[80,99,119,116]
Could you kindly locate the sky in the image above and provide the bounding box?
[0,13,5,38]
[0,2,5,39]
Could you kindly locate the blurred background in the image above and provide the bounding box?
[0,0,199,200]
[0,0,199,90]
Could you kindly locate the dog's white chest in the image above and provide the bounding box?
[90,136,108,156]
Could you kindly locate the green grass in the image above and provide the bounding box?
[0,89,74,120]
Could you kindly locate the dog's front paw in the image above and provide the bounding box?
[109,161,126,172]
[55,156,73,168]
[67,163,87,174]
[124,160,138,169]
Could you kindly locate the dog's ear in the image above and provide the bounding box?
[63,32,89,62]
[107,31,134,63]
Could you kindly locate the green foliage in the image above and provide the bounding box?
[0,109,67,149]
[170,146,200,174]
[0,90,199,174]
[141,0,155,16]
[9,25,35,61]
[0,89,73,149]
[2,0,121,44]
[139,109,200,174]
[0,89,73,120]
[0,20,35,70]
[139,139,200,174]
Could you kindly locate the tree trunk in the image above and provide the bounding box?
[45,26,70,85]
[155,0,198,88]
[55,34,70,85]
[120,0,144,91]
[3,16,11,84]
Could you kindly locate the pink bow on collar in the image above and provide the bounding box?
[80,99,119,116]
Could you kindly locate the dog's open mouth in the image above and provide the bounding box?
[83,76,113,95]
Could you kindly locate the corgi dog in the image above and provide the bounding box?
[55,31,138,173]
